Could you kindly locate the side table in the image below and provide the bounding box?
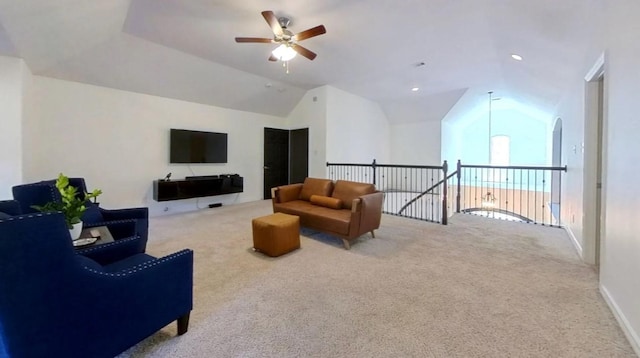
[74,226,115,249]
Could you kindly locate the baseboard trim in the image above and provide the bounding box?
[564,226,583,259]
[600,284,640,356]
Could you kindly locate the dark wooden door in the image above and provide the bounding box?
[289,128,309,184]
[263,128,289,199]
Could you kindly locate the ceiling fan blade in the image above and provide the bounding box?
[291,44,317,60]
[294,25,326,41]
[235,37,274,43]
[261,11,283,36]
[268,54,278,62]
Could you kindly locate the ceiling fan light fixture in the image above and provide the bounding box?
[272,44,297,61]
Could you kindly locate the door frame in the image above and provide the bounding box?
[263,127,309,199]
[582,53,606,268]
[263,128,290,200]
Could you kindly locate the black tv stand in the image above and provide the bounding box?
[153,175,243,202]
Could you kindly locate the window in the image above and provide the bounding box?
[488,135,510,182]
[490,135,510,166]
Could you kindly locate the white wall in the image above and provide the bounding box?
[556,1,640,353]
[441,120,462,167]
[390,121,441,166]
[0,56,25,198]
[325,86,390,164]
[286,86,328,178]
[557,81,587,256]
[25,76,286,216]
[597,1,640,352]
[287,85,392,180]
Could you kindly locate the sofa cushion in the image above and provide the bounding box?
[299,178,334,201]
[274,201,351,235]
[331,180,376,210]
[273,200,313,215]
[310,195,343,210]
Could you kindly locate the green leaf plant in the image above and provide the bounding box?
[32,174,102,229]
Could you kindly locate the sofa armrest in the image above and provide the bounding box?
[350,191,384,235]
[271,183,303,203]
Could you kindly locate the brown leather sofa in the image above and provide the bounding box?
[271,178,384,249]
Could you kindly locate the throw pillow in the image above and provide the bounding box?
[299,178,334,201]
[331,180,376,210]
[310,195,343,210]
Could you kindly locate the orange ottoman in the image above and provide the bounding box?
[252,213,300,257]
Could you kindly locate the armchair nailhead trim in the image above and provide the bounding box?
[81,250,192,277]
[0,212,54,223]
[85,219,136,227]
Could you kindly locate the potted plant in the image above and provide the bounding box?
[33,174,102,238]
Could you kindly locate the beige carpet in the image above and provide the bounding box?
[118,200,636,358]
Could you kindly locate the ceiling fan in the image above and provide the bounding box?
[235,11,326,62]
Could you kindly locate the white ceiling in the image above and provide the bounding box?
[0,0,602,121]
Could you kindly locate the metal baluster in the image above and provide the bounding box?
[542,169,546,225]
[505,169,510,216]
[558,167,563,227]
[532,168,535,221]
[474,167,478,211]
[520,169,523,220]
[492,167,496,219]
[512,168,516,220]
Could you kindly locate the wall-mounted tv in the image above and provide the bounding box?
[170,129,228,163]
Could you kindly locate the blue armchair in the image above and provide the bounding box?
[0,212,193,358]
[12,178,149,252]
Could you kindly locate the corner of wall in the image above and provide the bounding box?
[599,285,640,357]
[286,87,328,178]
[563,225,583,259]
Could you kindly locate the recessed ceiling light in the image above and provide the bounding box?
[511,54,523,61]
[411,87,420,92]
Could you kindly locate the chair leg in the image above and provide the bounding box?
[177,312,190,335]
[341,239,351,250]
[370,230,376,238]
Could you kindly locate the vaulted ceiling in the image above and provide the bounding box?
[0,0,602,122]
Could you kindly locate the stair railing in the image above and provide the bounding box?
[454,161,568,227]
[326,159,568,227]
[326,160,451,224]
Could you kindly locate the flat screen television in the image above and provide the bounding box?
[170,129,228,163]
